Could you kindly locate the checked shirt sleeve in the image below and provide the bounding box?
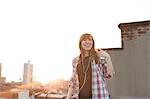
[98,50,114,78]
[69,57,79,89]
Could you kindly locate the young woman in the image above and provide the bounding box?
[66,33,114,99]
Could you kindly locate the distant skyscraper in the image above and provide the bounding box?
[0,63,6,84]
[0,63,2,78]
[23,60,33,85]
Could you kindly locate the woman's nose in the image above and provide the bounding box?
[85,39,90,42]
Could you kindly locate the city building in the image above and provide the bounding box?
[23,60,33,85]
[107,20,150,99]
[0,63,1,77]
[0,89,31,99]
[0,63,6,84]
[11,89,31,99]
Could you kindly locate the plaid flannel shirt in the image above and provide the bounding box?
[69,51,113,99]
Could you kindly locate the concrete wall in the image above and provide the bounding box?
[107,21,150,98]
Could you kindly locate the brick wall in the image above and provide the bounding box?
[107,20,150,98]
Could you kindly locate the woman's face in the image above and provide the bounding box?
[81,37,93,51]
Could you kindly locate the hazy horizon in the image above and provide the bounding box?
[0,0,149,83]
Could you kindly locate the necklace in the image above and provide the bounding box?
[79,56,91,91]
[82,56,91,74]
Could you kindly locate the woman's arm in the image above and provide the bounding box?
[106,53,114,77]
[66,57,79,99]
[97,49,115,78]
[66,87,74,99]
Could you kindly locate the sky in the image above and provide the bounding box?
[0,0,149,83]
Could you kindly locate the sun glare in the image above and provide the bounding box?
[0,0,124,83]
[35,67,69,84]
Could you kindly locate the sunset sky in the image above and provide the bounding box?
[0,0,149,83]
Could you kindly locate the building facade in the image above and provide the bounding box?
[0,63,6,84]
[23,60,33,85]
[0,63,1,78]
[107,21,150,98]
